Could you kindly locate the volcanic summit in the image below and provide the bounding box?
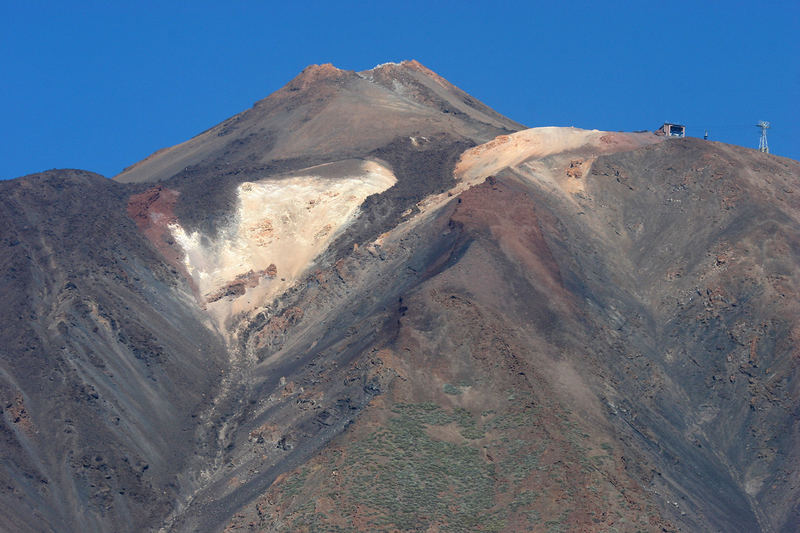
[1,61,798,532]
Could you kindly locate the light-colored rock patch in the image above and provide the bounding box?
[455,127,661,183]
[168,160,396,325]
[407,128,663,218]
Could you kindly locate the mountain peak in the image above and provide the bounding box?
[304,62,341,73]
[4,53,800,533]
[366,59,425,71]
[366,59,442,78]
[283,60,443,92]
[360,59,449,87]
[114,60,523,185]
[281,62,351,92]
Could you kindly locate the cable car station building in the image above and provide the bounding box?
[656,123,686,138]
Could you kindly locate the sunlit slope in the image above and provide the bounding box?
[222,131,800,533]
[168,160,395,324]
[2,59,798,533]
[114,61,523,185]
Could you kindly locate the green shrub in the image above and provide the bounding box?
[443,383,462,395]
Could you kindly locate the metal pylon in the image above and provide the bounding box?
[757,121,770,153]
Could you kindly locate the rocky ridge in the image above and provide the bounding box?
[0,62,798,533]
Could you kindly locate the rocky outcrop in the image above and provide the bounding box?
[1,64,798,533]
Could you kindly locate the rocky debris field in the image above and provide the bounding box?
[1,61,798,532]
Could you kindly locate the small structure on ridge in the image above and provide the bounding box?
[655,123,686,138]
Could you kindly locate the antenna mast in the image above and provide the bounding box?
[756,121,770,153]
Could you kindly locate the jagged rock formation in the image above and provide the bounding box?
[1,61,798,533]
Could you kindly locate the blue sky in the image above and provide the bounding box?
[2,1,798,179]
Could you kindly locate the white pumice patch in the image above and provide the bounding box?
[168,160,396,322]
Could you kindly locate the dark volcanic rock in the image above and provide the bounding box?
[114,61,522,238]
[1,64,798,533]
[0,170,228,532]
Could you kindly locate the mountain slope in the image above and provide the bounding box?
[115,60,522,186]
[219,130,800,533]
[113,60,523,245]
[1,62,798,533]
[0,170,228,532]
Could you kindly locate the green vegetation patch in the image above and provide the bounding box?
[281,466,309,498]
[341,403,496,531]
[443,383,463,395]
[266,402,592,532]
